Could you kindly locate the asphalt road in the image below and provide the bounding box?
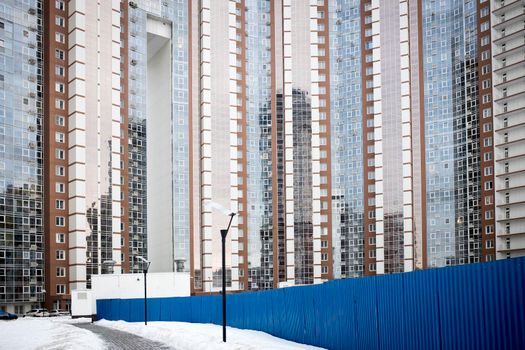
[74,323,175,350]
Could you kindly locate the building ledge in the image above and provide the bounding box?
[494,43,525,60]
[495,137,525,147]
[493,59,525,75]
[494,90,525,103]
[493,13,525,30]
[493,0,524,16]
[496,168,525,177]
[496,184,525,192]
[496,215,525,222]
[497,246,525,253]
[494,74,525,89]
[493,29,525,45]
[497,231,525,238]
[496,153,525,162]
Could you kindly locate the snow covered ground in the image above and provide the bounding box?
[0,317,323,349]
[97,320,324,350]
[0,317,105,350]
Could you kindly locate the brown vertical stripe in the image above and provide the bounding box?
[120,0,130,274]
[360,1,376,276]
[477,1,496,261]
[44,0,70,309]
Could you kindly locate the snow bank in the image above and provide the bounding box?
[0,317,105,350]
[97,320,324,350]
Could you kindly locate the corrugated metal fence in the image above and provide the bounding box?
[96,257,525,349]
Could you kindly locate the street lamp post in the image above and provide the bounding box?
[204,200,236,343]
[221,212,236,343]
[136,256,151,325]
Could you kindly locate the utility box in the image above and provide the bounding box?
[71,290,94,318]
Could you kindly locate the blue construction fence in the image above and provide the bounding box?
[97,257,525,350]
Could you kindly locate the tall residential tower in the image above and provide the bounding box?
[1,0,524,313]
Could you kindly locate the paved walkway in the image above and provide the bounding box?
[75,323,175,350]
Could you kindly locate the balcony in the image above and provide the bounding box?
[493,13,525,31]
[494,43,525,60]
[493,0,524,15]
[494,90,525,104]
[494,74,525,88]
[493,28,524,45]
[493,59,525,74]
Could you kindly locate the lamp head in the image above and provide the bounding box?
[204,200,236,217]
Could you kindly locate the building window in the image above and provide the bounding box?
[56,284,66,294]
[369,237,376,245]
[55,16,65,27]
[56,115,65,126]
[369,263,376,272]
[369,250,376,258]
[55,82,65,93]
[321,240,328,248]
[56,233,65,243]
[482,94,491,103]
[55,183,65,193]
[483,123,492,132]
[55,32,65,44]
[55,148,65,159]
[56,250,65,260]
[55,49,65,60]
[486,240,494,249]
[55,0,65,11]
[484,166,493,176]
[56,199,65,210]
[56,216,66,227]
[55,132,65,143]
[484,181,493,190]
[56,267,66,277]
[486,225,494,235]
[55,99,65,110]
[482,108,491,118]
[56,165,65,176]
[480,36,490,46]
[321,253,328,261]
[55,65,65,77]
[321,266,328,274]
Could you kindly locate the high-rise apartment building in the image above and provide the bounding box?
[0,0,44,314]
[1,0,524,313]
[491,0,525,259]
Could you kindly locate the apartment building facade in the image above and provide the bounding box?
[0,0,45,314]
[1,0,524,313]
[126,0,525,293]
[491,0,525,259]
